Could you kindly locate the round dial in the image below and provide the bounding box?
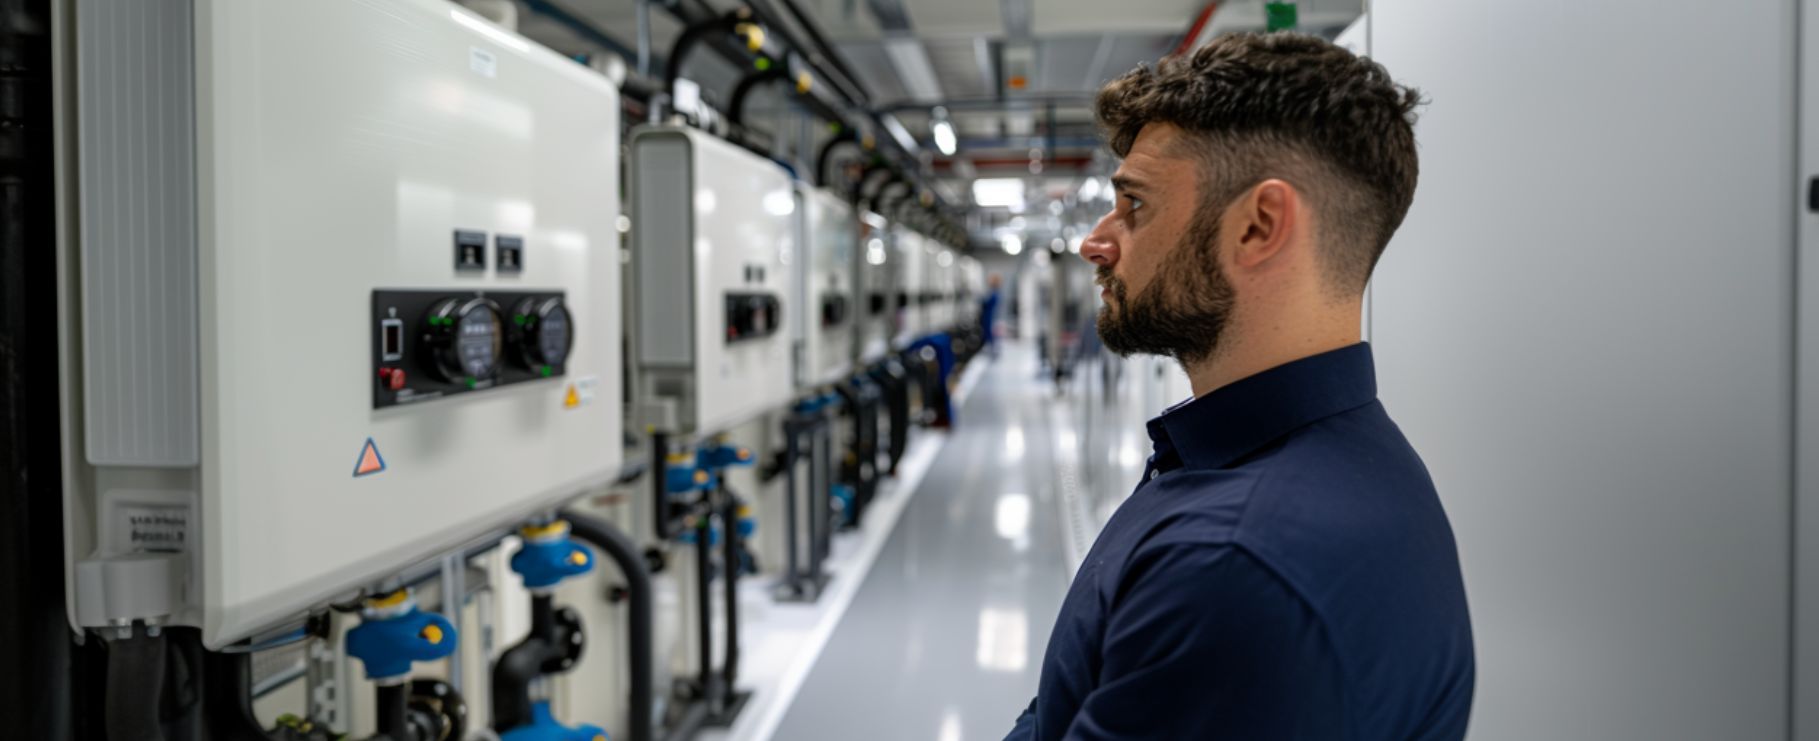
[424,297,504,383]
[513,297,574,369]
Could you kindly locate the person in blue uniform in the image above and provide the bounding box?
[1005,33,1474,740]
[980,273,1003,357]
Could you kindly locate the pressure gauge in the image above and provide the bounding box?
[424,297,504,383]
[512,297,574,370]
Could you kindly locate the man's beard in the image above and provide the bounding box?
[1095,210,1236,365]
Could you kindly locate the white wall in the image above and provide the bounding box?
[1369,2,1797,739]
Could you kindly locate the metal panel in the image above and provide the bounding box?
[77,0,200,467]
[633,131,697,368]
[1371,1,1795,738]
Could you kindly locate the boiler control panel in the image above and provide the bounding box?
[371,289,573,409]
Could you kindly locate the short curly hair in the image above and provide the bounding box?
[1096,32,1422,292]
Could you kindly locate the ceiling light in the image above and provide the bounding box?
[973,178,1026,210]
[1001,234,1023,256]
[932,119,958,156]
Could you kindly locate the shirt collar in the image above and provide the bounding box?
[1145,343,1379,471]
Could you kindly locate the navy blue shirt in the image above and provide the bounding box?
[1007,344,1474,740]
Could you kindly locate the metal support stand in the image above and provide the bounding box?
[775,404,834,603]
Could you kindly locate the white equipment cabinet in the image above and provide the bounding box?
[63,0,623,647]
[854,212,893,364]
[630,126,796,436]
[890,226,927,347]
[928,246,958,334]
[795,186,857,389]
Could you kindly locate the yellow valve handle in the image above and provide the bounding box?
[795,72,813,94]
[736,23,765,53]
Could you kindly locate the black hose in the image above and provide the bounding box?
[562,510,655,741]
[814,131,859,189]
[665,9,753,106]
[376,683,409,740]
[105,628,166,741]
[729,66,787,127]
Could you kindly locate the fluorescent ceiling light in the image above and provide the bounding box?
[1000,234,1023,256]
[932,119,957,156]
[973,178,1025,210]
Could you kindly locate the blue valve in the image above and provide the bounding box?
[666,455,712,496]
[511,521,595,590]
[344,591,457,682]
[500,701,608,741]
[675,520,722,547]
[700,443,754,472]
[735,502,757,539]
[830,484,856,527]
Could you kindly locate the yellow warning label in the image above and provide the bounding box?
[564,385,581,409]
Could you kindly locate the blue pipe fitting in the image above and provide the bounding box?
[675,521,722,547]
[500,700,608,741]
[666,454,711,496]
[830,484,856,527]
[511,521,596,590]
[700,443,755,472]
[345,591,458,682]
[735,502,757,539]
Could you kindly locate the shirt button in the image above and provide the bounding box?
[1149,470,1160,481]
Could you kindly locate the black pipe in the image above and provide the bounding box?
[376,683,410,741]
[665,8,755,106]
[729,66,788,127]
[561,510,655,741]
[775,0,872,107]
[692,506,715,704]
[194,636,282,741]
[719,485,742,700]
[780,413,804,589]
[814,130,860,189]
[104,628,165,741]
[651,432,671,540]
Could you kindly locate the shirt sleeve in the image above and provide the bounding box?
[1062,544,1346,740]
[1002,697,1037,741]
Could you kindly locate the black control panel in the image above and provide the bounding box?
[371,289,573,409]
[870,292,889,316]
[725,292,781,344]
[820,294,851,329]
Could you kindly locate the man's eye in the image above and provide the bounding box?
[1125,195,1145,212]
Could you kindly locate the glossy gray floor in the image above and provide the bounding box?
[770,345,1076,741]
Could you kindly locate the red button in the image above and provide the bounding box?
[379,368,406,391]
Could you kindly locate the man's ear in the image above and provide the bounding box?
[1230,179,1299,270]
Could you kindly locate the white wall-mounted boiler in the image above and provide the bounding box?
[64,0,624,648]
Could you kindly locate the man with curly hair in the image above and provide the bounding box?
[1006,33,1474,740]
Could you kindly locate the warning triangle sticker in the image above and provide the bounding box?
[564,385,581,409]
[353,438,387,477]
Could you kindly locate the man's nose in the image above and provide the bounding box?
[1079,212,1119,267]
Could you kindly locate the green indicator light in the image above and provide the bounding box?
[829,122,842,134]
[514,315,528,326]
[465,378,477,389]
[540,365,552,377]
[755,57,772,72]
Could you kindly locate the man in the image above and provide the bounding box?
[980,273,1003,357]
[1005,33,1474,740]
